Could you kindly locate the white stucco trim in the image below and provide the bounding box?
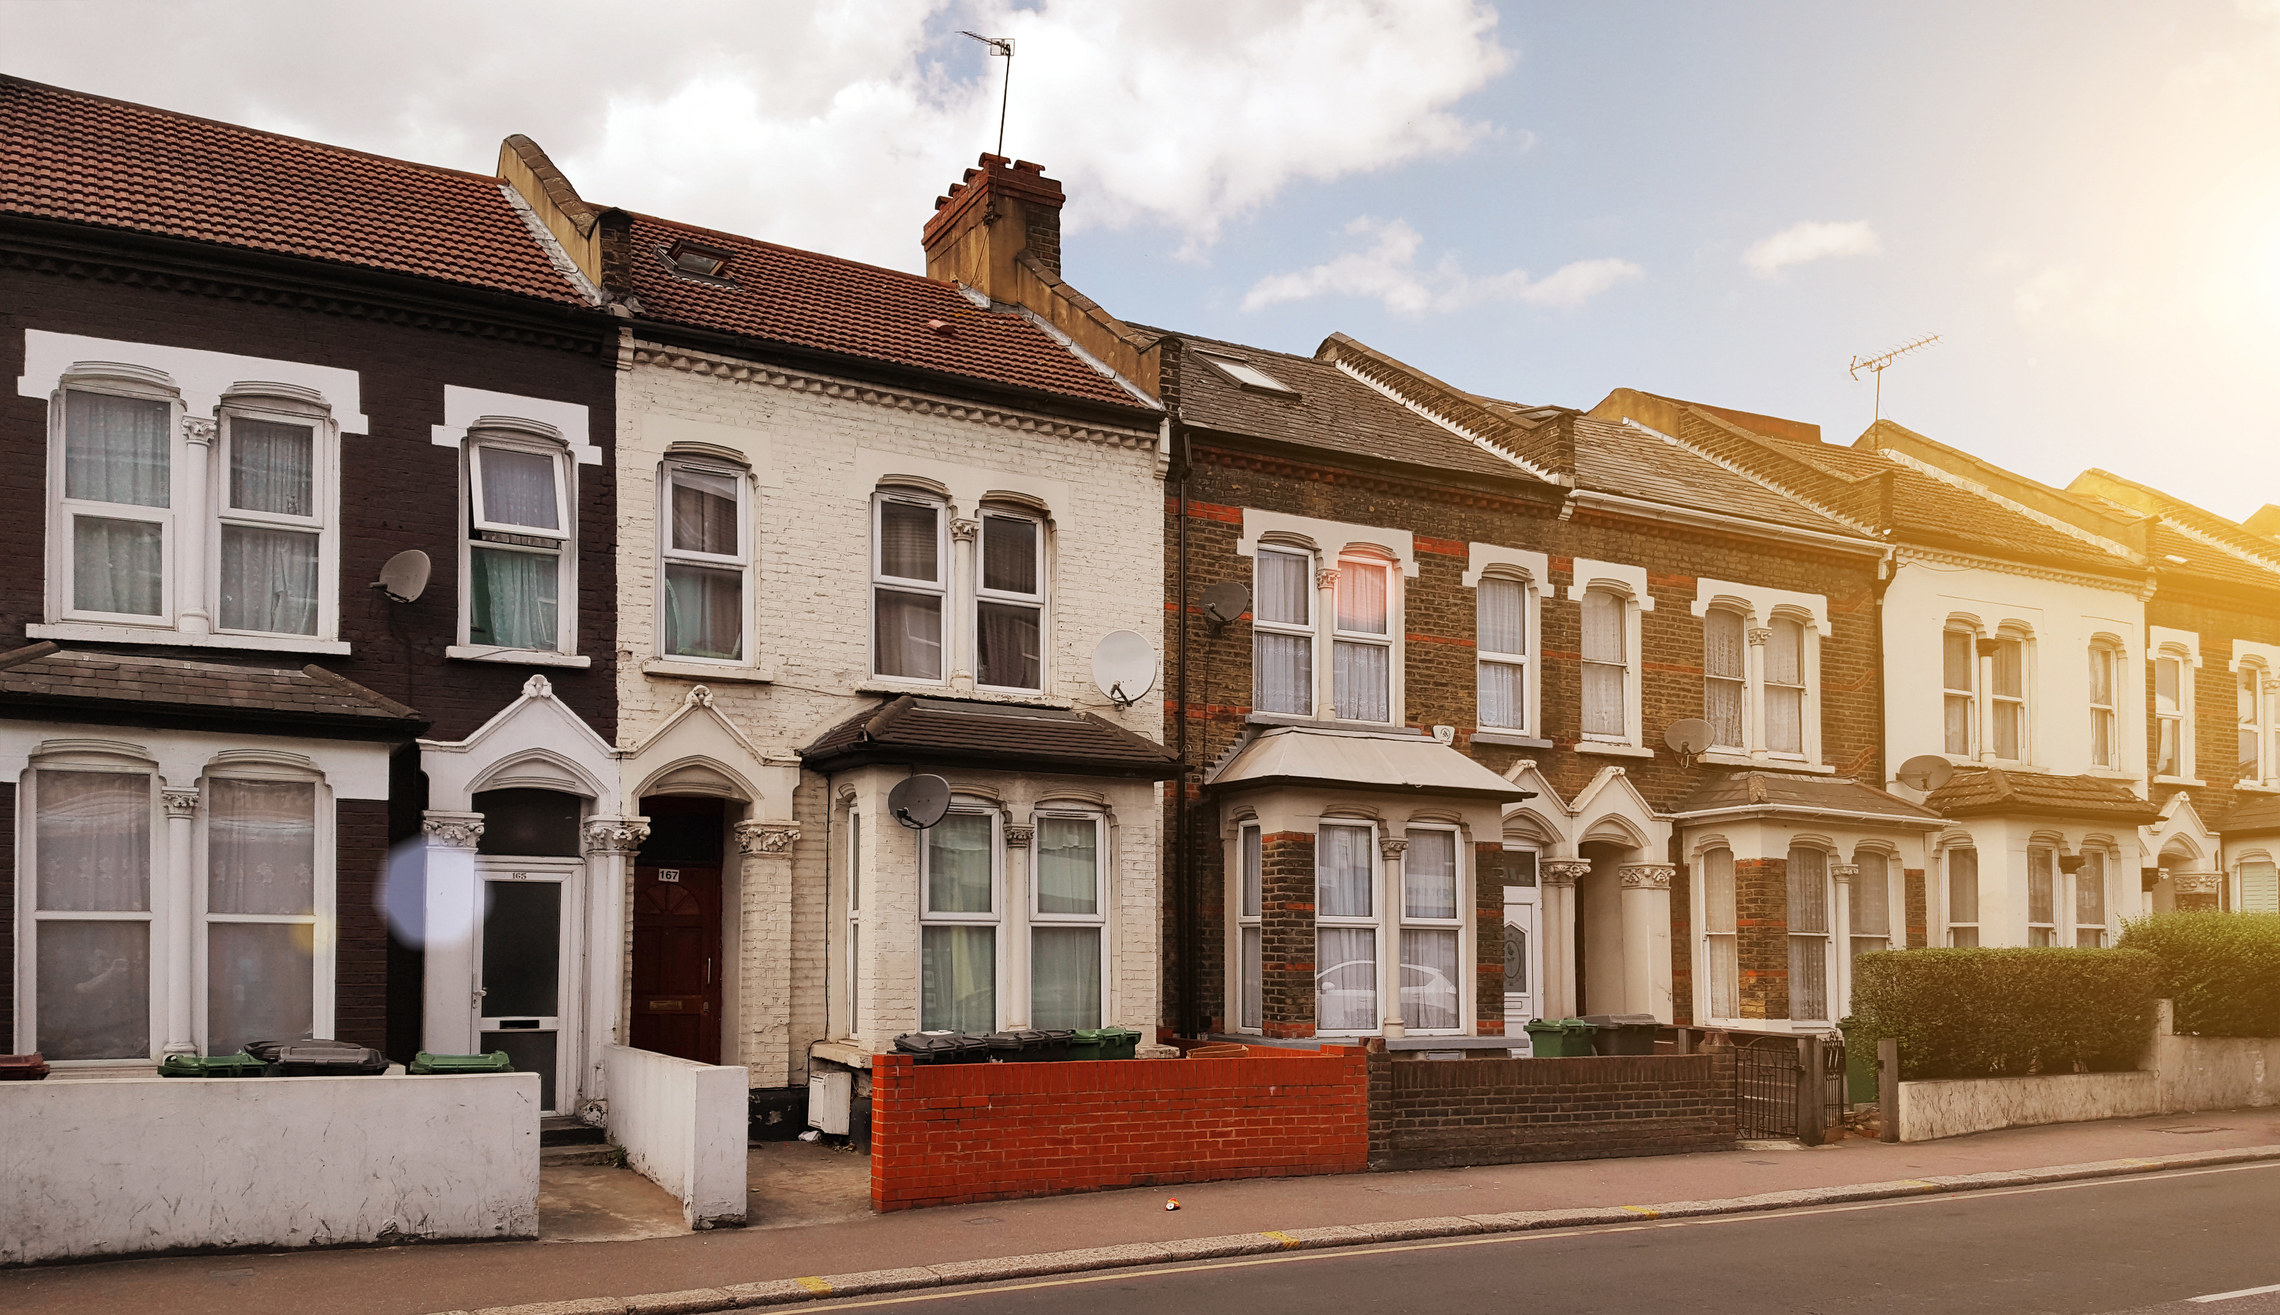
[1562,558,1654,610]
[417,674,618,810]
[1462,543,1550,589]
[432,385,597,464]
[855,447,1069,521]
[17,330,367,433]
[1237,509,1417,577]
[2150,626,2202,666]
[1689,577,1831,636]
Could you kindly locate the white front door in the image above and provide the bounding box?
[1504,886,1541,1053]
[472,856,581,1113]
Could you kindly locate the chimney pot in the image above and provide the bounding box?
[1012,159,1045,173]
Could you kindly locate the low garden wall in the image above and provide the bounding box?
[869,1047,1368,1211]
[1895,1071,2160,1142]
[602,1044,749,1229]
[0,1071,539,1265]
[1368,1048,1737,1171]
[2152,1000,2280,1113]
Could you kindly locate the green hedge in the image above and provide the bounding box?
[1848,948,2159,1080]
[2117,913,2280,1037]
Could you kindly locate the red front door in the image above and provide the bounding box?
[631,865,722,1063]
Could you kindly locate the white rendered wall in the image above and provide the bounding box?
[613,345,1165,1087]
[602,1044,748,1229]
[0,1072,539,1264]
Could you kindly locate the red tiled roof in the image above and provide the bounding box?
[623,213,1148,410]
[0,75,583,303]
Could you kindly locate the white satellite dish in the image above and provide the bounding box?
[1664,718,1712,766]
[1200,582,1251,628]
[1091,630,1158,708]
[1895,754,1956,792]
[374,549,432,604]
[887,775,951,830]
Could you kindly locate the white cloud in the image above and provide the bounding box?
[1240,217,1642,315]
[1742,220,1882,277]
[0,0,1512,270]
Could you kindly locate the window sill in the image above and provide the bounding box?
[445,645,591,669]
[2235,781,2280,794]
[642,657,770,684]
[1698,751,1836,775]
[2153,775,2208,788]
[855,681,1072,709]
[1470,730,1553,749]
[1244,712,1416,735]
[28,622,350,656]
[1575,741,1655,759]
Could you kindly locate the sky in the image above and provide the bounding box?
[6,0,2279,520]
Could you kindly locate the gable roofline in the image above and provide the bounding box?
[2068,468,2280,578]
[1861,421,2145,561]
[1315,333,1570,484]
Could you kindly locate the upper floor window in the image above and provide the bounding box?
[1704,609,1746,750]
[58,385,173,621]
[977,513,1043,692]
[1989,637,2026,760]
[1332,558,1392,723]
[1581,588,1632,742]
[2088,643,2119,768]
[872,494,946,682]
[2156,650,2189,778]
[659,460,746,662]
[1942,628,1977,756]
[1476,574,1530,733]
[465,425,573,654]
[1765,618,1807,756]
[1253,547,1315,716]
[2239,664,2265,783]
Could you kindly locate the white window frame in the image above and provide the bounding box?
[1946,845,1980,947]
[1763,613,1812,760]
[975,509,1047,694]
[1313,819,1380,1036]
[870,491,950,685]
[1699,844,1741,1025]
[1473,572,1534,736]
[1787,844,1833,1024]
[1848,848,1897,962]
[2238,661,2266,786]
[2076,846,2112,945]
[14,755,162,1065]
[1703,607,1749,752]
[1028,808,1107,1030]
[2155,647,2193,781]
[2027,844,2058,947]
[210,387,340,642]
[193,758,336,1055]
[47,367,182,629]
[1987,633,2029,764]
[656,456,750,664]
[1578,585,1636,746]
[459,421,578,657]
[1233,821,1263,1034]
[845,810,861,1038]
[1942,625,1979,759]
[917,804,1003,1033]
[1398,824,1468,1037]
[1252,544,1317,718]
[2088,641,2121,770]
[1331,554,1396,725]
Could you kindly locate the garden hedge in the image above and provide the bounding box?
[2117,912,2280,1037]
[1847,947,2159,1080]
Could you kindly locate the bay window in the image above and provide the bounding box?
[1581,588,1629,741]
[1400,829,1463,1033]
[1704,609,1746,750]
[2077,849,2111,944]
[2028,847,2056,947]
[1333,559,1392,722]
[1948,847,1980,947]
[2089,643,2118,768]
[1943,628,1977,756]
[919,810,997,1033]
[873,495,946,681]
[1031,814,1104,1030]
[2156,652,2187,777]
[1702,847,1739,1020]
[660,460,746,661]
[24,767,154,1061]
[977,513,1044,692]
[1787,846,1830,1021]
[466,428,572,653]
[1476,574,1529,732]
[1253,547,1314,716]
[1237,823,1262,1031]
[1850,851,1892,964]
[1314,823,1377,1033]
[203,776,320,1056]
[1766,618,1807,755]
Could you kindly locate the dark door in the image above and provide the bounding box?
[631,865,722,1063]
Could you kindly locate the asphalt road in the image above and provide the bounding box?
[804,1162,2280,1314]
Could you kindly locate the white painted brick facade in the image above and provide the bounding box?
[613,342,1165,1088]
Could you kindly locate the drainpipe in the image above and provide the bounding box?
[1173,418,1198,1041]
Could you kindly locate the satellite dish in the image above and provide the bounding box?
[373,549,431,604]
[1091,630,1158,707]
[887,774,950,831]
[1200,582,1252,627]
[1895,754,1956,793]
[1664,718,1712,766]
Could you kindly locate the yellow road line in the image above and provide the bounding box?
[1260,1230,1302,1249]
[797,1276,835,1294]
[1621,1206,1660,1219]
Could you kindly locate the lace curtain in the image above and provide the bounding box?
[1581,591,1626,736]
[73,516,163,616]
[229,419,312,516]
[1787,847,1828,1020]
[920,926,994,1033]
[219,525,319,634]
[927,813,993,914]
[1333,641,1389,721]
[1766,619,1804,753]
[1704,609,1745,747]
[1029,927,1100,1030]
[1403,830,1456,919]
[1255,634,1312,714]
[65,390,169,507]
[1478,578,1526,729]
[1035,818,1098,915]
[1256,550,1310,624]
[34,769,153,1061]
[469,547,559,650]
[1316,927,1376,1032]
[207,779,315,915]
[477,447,559,530]
[1336,561,1387,634]
[1401,928,1459,1030]
[1316,824,1373,917]
[663,564,742,660]
[1703,848,1739,1020]
[36,770,150,912]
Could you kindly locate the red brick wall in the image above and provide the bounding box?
[1735,858,1788,1019]
[1259,831,1316,1038]
[0,783,12,1034]
[869,1048,1369,1211]
[1473,841,1504,1035]
[1671,860,1695,1024]
[1367,1046,1737,1171]
[334,798,389,1053]
[1904,868,1928,949]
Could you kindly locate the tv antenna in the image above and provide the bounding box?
[960,31,1016,158]
[1848,334,1941,423]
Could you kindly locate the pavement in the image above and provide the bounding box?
[5,1111,2280,1314]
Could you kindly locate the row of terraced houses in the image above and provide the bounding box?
[7,75,2280,1185]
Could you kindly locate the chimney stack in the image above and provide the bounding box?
[923,153,1065,300]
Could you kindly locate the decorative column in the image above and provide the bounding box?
[579,814,648,1114]
[161,788,200,1055]
[1975,638,1999,762]
[1541,859,1591,1020]
[1314,567,1341,718]
[1003,824,1035,1029]
[1745,627,1773,759]
[420,811,485,1056]
[1377,836,1409,1037]
[2175,870,2222,912]
[1829,863,1859,1021]
[733,819,800,1086]
[1618,864,1676,1023]
[178,417,215,636]
[949,518,980,693]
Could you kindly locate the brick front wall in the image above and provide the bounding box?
[1473,841,1504,1035]
[869,1048,1369,1211]
[0,783,12,1033]
[1734,858,1788,1019]
[1259,831,1317,1037]
[1904,867,1928,949]
[1367,1046,1738,1171]
[334,799,389,1053]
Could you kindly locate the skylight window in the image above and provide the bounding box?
[1198,353,1297,396]
[662,238,735,281]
